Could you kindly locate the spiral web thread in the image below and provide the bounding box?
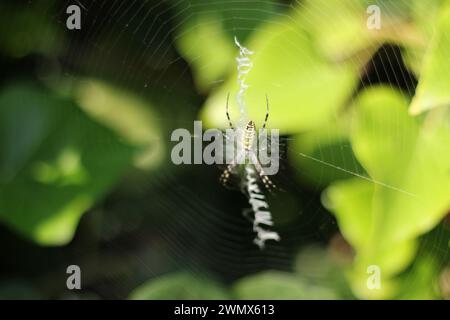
[234,36,253,122]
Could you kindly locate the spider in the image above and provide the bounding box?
[219,93,276,192]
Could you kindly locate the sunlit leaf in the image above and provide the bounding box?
[300,0,417,61]
[402,0,445,75]
[0,84,135,245]
[201,16,359,134]
[175,16,235,92]
[324,87,450,298]
[300,0,374,61]
[410,3,450,114]
[172,0,278,92]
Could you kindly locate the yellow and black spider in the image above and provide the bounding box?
[220,93,276,192]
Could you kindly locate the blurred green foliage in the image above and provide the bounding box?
[129,245,346,299]
[0,0,448,300]
[0,1,63,58]
[130,272,230,300]
[189,0,450,299]
[410,2,450,114]
[0,84,135,245]
[324,87,449,298]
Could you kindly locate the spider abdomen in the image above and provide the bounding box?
[243,120,256,151]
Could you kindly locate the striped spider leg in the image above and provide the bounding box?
[219,147,245,189]
[248,151,276,192]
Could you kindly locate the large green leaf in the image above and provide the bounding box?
[129,272,229,300]
[324,87,450,298]
[409,1,450,114]
[200,15,359,134]
[232,271,337,299]
[0,84,135,245]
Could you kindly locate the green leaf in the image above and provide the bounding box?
[75,79,164,170]
[201,16,359,134]
[0,84,135,245]
[129,272,229,300]
[300,0,375,61]
[232,271,337,299]
[351,88,450,242]
[397,253,441,299]
[401,0,440,75]
[324,179,374,254]
[325,178,417,299]
[410,2,450,114]
[174,15,235,93]
[294,246,354,299]
[288,117,365,188]
[300,0,417,61]
[172,0,278,92]
[324,87,450,298]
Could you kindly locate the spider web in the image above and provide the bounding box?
[7,0,446,299]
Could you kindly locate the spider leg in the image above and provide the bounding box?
[220,162,236,188]
[226,92,234,129]
[220,148,246,188]
[249,151,276,192]
[262,94,269,130]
